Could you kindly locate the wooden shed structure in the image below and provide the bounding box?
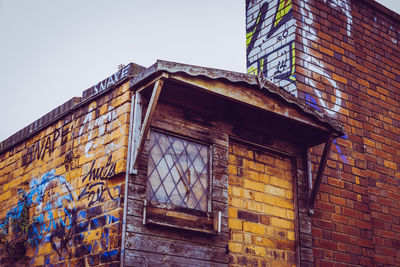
[122,60,344,266]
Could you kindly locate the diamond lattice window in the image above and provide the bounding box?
[147,130,210,212]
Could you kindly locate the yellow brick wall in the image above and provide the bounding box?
[0,82,130,266]
[228,141,296,266]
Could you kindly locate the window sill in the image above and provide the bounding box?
[143,201,220,235]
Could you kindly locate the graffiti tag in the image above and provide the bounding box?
[79,155,120,207]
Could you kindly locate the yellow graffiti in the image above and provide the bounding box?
[274,0,292,27]
[290,42,296,81]
[247,58,265,76]
[247,65,258,75]
[260,58,264,73]
[246,11,263,48]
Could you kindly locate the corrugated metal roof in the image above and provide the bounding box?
[130,60,344,136]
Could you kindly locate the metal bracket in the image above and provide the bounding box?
[214,211,221,234]
[308,135,334,213]
[143,199,147,225]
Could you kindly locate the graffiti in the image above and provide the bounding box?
[333,136,348,164]
[300,0,353,115]
[48,207,82,256]
[79,155,120,207]
[246,0,350,163]
[22,123,71,166]
[93,64,131,94]
[82,155,116,183]
[0,169,120,263]
[246,0,296,94]
[323,0,352,36]
[0,170,77,261]
[78,104,124,159]
[299,0,352,162]
[79,182,121,207]
[267,0,294,38]
[246,1,269,58]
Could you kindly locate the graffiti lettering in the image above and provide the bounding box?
[93,64,131,94]
[79,155,120,207]
[82,155,116,183]
[79,182,121,207]
[22,124,71,166]
[277,29,288,41]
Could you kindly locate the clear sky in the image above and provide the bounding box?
[0,0,399,142]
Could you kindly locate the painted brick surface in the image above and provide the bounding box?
[228,142,296,266]
[247,0,400,266]
[0,81,131,266]
[246,0,297,95]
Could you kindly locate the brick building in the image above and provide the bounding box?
[0,0,400,266]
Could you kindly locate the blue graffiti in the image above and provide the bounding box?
[305,93,348,163]
[305,93,322,112]
[101,249,119,262]
[27,170,77,249]
[1,166,121,263]
[333,135,349,164]
[0,170,76,240]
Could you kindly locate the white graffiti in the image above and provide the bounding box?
[78,105,124,158]
[300,0,353,115]
[246,0,297,94]
[323,0,352,36]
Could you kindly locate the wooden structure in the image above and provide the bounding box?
[122,60,344,266]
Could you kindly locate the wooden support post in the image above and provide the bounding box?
[129,92,142,174]
[308,135,334,211]
[130,78,165,173]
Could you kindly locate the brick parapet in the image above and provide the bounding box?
[0,63,145,155]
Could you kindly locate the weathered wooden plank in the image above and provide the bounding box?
[212,172,228,190]
[145,204,214,233]
[213,158,229,175]
[128,182,146,200]
[169,73,331,133]
[125,250,227,267]
[125,232,228,263]
[212,187,228,203]
[127,198,144,217]
[126,215,228,245]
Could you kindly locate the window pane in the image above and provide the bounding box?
[147,131,209,212]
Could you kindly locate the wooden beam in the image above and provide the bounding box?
[169,73,331,134]
[308,135,334,211]
[131,78,165,172]
[131,72,169,93]
[129,92,143,174]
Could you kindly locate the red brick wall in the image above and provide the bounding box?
[246,0,400,266]
[293,0,400,266]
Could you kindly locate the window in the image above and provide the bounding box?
[146,130,210,212]
[143,129,219,233]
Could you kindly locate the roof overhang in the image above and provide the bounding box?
[130,60,344,143]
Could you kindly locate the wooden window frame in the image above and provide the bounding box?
[143,128,220,234]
